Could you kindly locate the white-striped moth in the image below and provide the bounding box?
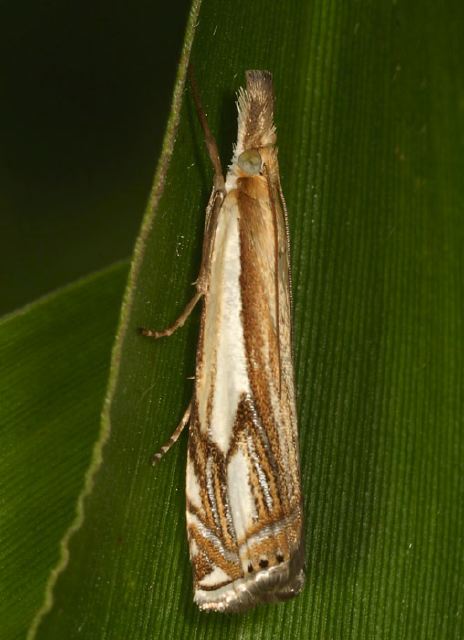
[140,70,305,612]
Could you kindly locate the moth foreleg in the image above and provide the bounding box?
[139,290,203,339]
[139,187,223,340]
[151,401,192,465]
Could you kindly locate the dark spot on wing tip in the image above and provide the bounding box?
[247,563,254,573]
[276,553,285,563]
[259,558,269,568]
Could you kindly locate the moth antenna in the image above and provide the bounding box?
[188,64,225,191]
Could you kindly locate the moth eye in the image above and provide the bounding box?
[237,149,262,175]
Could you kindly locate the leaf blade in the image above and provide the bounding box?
[33,0,464,638]
[0,262,128,639]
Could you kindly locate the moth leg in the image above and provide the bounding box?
[139,186,224,339]
[139,291,203,339]
[151,401,192,465]
[139,66,225,340]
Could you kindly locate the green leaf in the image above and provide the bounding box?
[0,262,128,639]
[30,0,464,638]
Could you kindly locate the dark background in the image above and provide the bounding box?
[0,0,191,314]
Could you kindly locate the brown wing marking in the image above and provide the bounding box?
[235,175,303,567]
[187,401,243,589]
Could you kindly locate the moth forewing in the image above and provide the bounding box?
[141,70,304,612]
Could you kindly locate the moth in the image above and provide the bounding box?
[140,70,305,612]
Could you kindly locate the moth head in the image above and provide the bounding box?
[228,71,278,186]
[237,149,262,175]
[235,70,276,156]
